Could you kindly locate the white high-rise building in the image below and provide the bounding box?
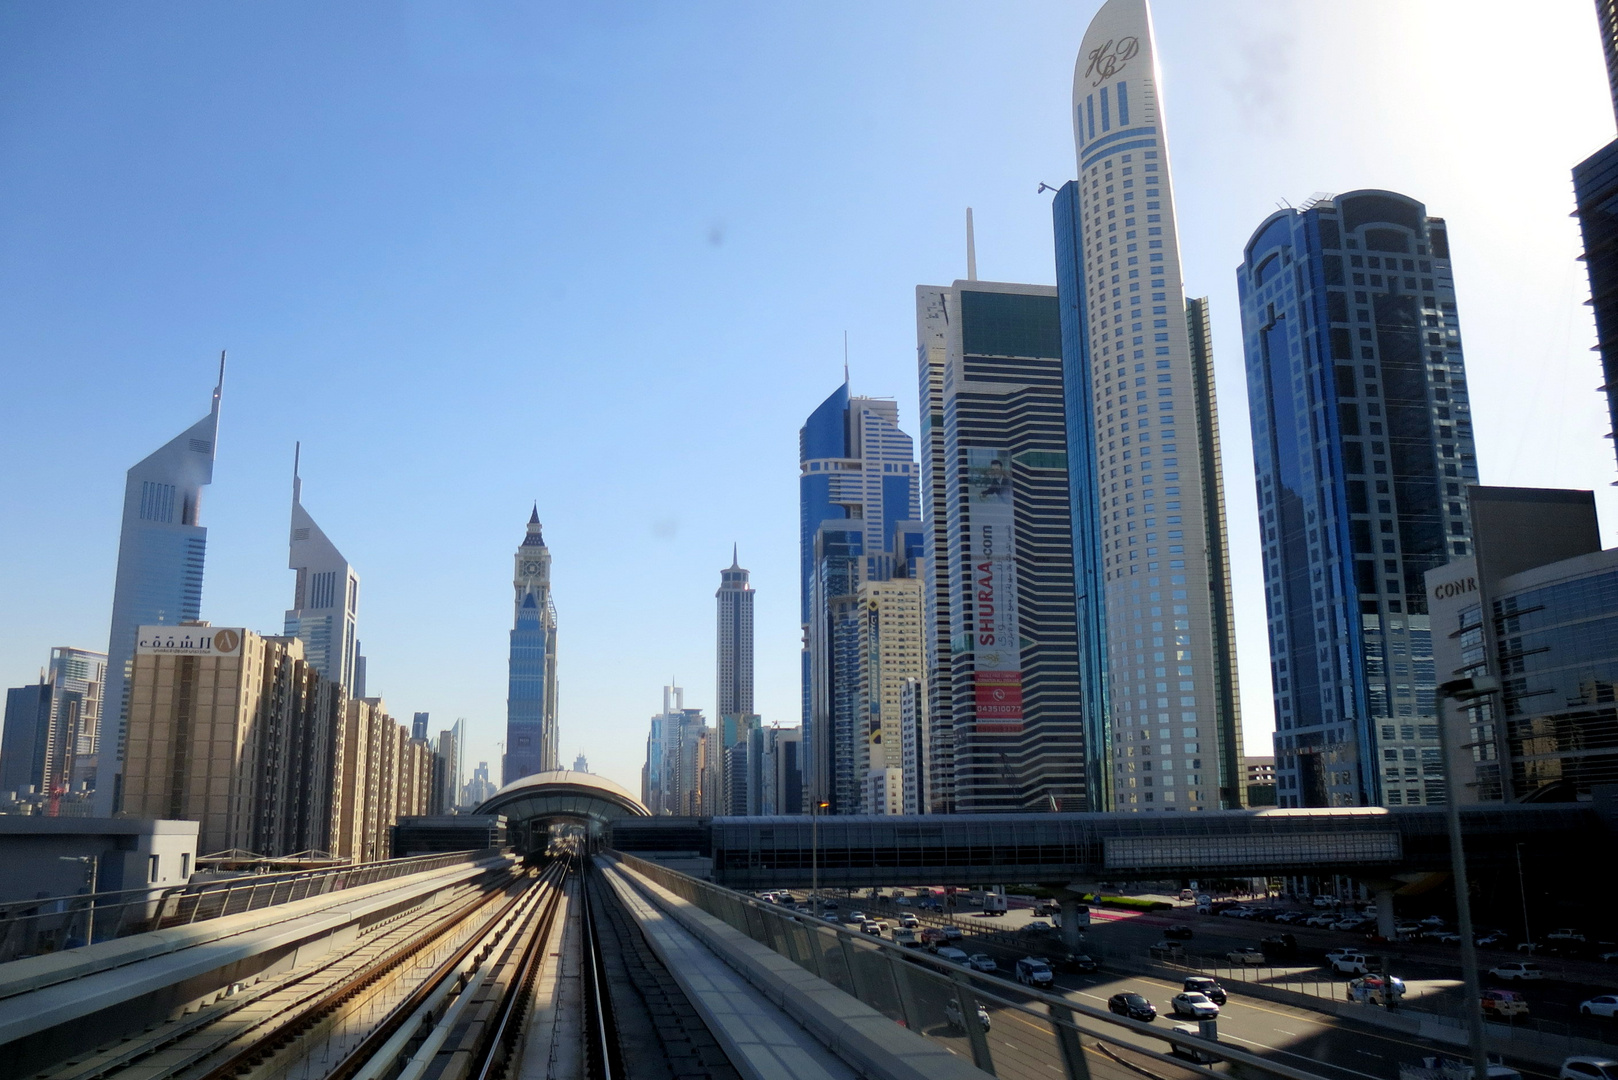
[284,446,361,695]
[1068,0,1243,810]
[716,546,755,720]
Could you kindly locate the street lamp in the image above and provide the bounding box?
[811,800,828,905]
[1437,675,1500,1080]
[59,855,98,946]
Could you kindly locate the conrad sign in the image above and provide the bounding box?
[1430,576,1478,602]
[136,626,244,656]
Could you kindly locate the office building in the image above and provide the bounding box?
[1239,189,1477,807]
[916,325,957,815]
[915,279,1090,812]
[1060,0,1244,811]
[716,547,755,720]
[899,678,925,814]
[572,753,589,773]
[99,360,224,815]
[413,713,429,742]
[1429,487,1618,803]
[642,684,716,816]
[0,648,106,814]
[284,449,361,696]
[505,507,559,784]
[1244,756,1277,806]
[799,385,920,812]
[856,577,925,811]
[1576,0,1618,476]
[463,761,497,808]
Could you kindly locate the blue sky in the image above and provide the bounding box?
[2,1,1613,798]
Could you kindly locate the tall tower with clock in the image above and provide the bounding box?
[505,505,559,784]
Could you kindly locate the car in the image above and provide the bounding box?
[1170,992,1220,1018]
[1420,915,1449,929]
[860,921,883,936]
[1182,976,1227,1006]
[1150,940,1188,960]
[899,913,919,929]
[1489,961,1544,981]
[944,997,991,1032]
[942,926,964,941]
[1261,934,1299,960]
[821,900,838,910]
[1179,889,1196,902]
[1274,911,1305,925]
[1168,1022,1223,1065]
[1601,951,1618,964]
[1305,914,1337,928]
[1015,957,1055,988]
[893,929,920,948]
[1326,948,1357,965]
[1108,992,1157,1021]
[1348,975,1406,1005]
[1481,989,1530,1018]
[1331,952,1375,976]
[1581,996,1618,1018]
[1163,925,1194,940]
[919,927,948,948]
[1548,929,1588,943]
[1054,952,1099,973]
[849,911,866,923]
[894,897,911,907]
[967,953,998,973]
[1228,948,1266,965]
[1035,901,1061,916]
[934,946,971,965]
[1560,1058,1618,1080]
[1219,907,1252,919]
[1025,920,1054,934]
[1426,931,1463,945]
[1313,896,1335,908]
[1475,931,1511,949]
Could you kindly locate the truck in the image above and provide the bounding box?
[982,893,1008,916]
[892,928,920,948]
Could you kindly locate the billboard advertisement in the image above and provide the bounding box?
[135,626,244,657]
[967,448,1023,733]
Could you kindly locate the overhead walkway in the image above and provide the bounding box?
[610,803,1608,888]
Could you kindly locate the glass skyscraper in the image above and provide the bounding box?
[1237,190,1478,807]
[284,447,361,696]
[505,506,559,784]
[1576,0,1618,476]
[1064,0,1244,811]
[915,280,1093,813]
[97,359,223,814]
[798,383,919,812]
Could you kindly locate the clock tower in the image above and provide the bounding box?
[505,505,559,784]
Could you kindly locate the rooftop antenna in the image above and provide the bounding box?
[212,349,226,412]
[843,330,849,384]
[1037,182,1059,195]
[966,208,978,281]
[292,441,302,504]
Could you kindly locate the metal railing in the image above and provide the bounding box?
[610,851,1344,1080]
[0,849,500,966]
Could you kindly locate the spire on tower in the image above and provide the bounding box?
[730,542,740,569]
[529,503,539,525]
[966,207,978,281]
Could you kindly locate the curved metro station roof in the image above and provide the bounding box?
[474,769,649,827]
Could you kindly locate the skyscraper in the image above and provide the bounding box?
[505,507,559,784]
[0,647,108,813]
[1062,0,1244,811]
[1576,0,1618,476]
[716,546,755,720]
[917,314,957,814]
[1237,190,1478,807]
[799,385,920,811]
[98,357,223,815]
[413,712,430,742]
[916,280,1091,812]
[284,447,361,696]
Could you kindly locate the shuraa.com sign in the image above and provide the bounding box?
[136,626,244,656]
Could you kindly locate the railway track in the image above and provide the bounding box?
[29,853,738,1080]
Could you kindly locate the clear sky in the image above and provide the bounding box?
[2,1,1613,800]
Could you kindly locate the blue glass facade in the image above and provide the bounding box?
[505,510,558,783]
[1574,137,1618,476]
[1053,181,1113,810]
[1238,190,1477,808]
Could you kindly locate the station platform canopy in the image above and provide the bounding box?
[474,769,649,834]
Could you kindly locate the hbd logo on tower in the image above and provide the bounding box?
[1083,36,1139,86]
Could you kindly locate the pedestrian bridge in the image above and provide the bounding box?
[609,803,1609,888]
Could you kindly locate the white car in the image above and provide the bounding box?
[898,913,919,929]
[967,953,999,973]
[1561,1059,1618,1080]
[1325,948,1357,965]
[1489,961,1544,981]
[1580,996,1618,1019]
[1227,948,1265,965]
[1305,914,1336,928]
[1548,929,1588,944]
[1170,992,1220,1018]
[935,947,971,965]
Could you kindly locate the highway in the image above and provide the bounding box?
[798,889,1618,1080]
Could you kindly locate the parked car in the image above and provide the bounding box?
[1349,975,1406,1005]
[1475,931,1511,949]
[1306,914,1337,928]
[1600,951,1618,964]
[1560,1058,1618,1080]
[1182,976,1227,1006]
[1108,991,1157,1021]
[1333,917,1370,931]
[1150,940,1188,960]
[1581,996,1618,1018]
[1548,929,1588,943]
[1331,952,1376,976]
[1313,896,1336,908]
[1163,925,1194,940]
[1261,934,1298,960]
[1326,948,1358,965]
[1015,956,1055,988]
[1488,961,1544,982]
[1481,989,1530,1018]
[1426,931,1463,945]
[1228,948,1266,965]
[944,997,991,1032]
[935,946,971,965]
[1274,911,1304,925]
[1170,992,1220,1019]
[967,953,998,973]
[894,897,911,907]
[1179,889,1196,902]
[1420,916,1449,929]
